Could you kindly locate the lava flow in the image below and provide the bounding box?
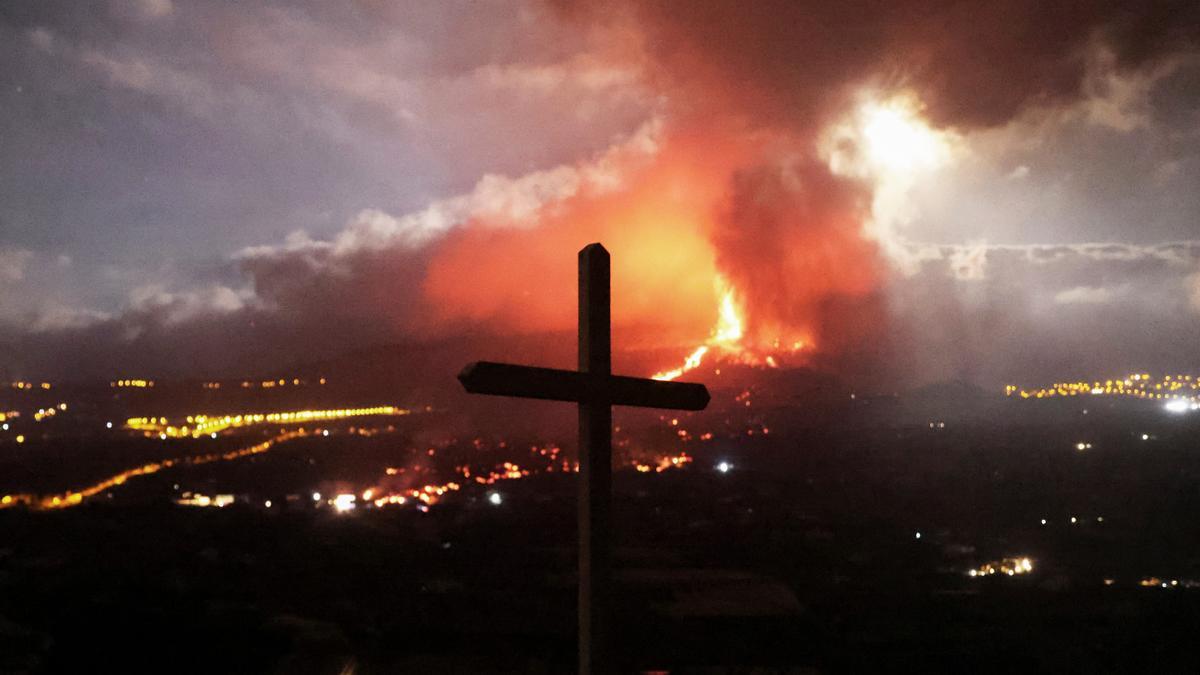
[651,278,809,381]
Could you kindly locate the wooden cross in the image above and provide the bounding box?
[458,243,710,674]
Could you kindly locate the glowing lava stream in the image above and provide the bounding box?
[651,281,807,381]
[651,288,741,381]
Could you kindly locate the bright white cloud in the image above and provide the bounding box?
[128,284,253,326]
[240,118,662,262]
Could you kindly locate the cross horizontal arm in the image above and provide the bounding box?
[458,361,710,411]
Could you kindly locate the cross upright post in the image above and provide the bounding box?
[457,242,710,674]
[578,243,611,675]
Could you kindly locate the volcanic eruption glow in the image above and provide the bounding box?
[653,283,742,381]
[648,95,952,382]
[652,279,810,381]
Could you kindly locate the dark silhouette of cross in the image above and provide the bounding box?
[458,243,710,674]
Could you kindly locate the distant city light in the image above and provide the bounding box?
[264,500,272,508]
[1071,516,1078,523]
[125,405,408,439]
[1141,433,1150,441]
[968,557,1033,577]
[1156,396,1195,413]
[915,531,922,540]
[322,430,330,437]
[332,493,356,512]
[1075,442,1092,451]
[1040,518,1047,525]
[312,492,321,502]
[175,493,234,508]
[488,491,503,505]
[210,433,217,439]
[716,461,732,473]
[1010,373,1200,409]
[1,423,7,431]
[105,422,113,429]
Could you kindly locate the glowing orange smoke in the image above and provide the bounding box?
[418,93,955,379]
[420,128,746,345]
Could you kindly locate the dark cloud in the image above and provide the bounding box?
[573,0,1200,130]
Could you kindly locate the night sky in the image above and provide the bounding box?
[2,0,1199,386]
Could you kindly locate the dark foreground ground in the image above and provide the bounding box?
[3,462,1199,673]
[3,387,1200,673]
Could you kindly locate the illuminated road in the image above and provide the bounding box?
[126,405,409,438]
[1,429,308,510]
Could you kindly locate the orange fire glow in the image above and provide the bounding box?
[419,94,951,380]
[652,279,811,381]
